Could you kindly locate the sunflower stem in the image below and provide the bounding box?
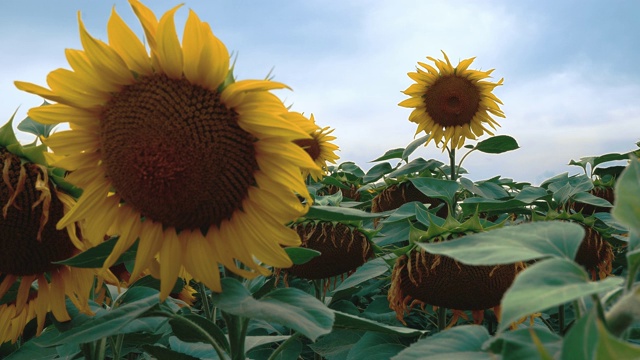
[437,307,447,332]
[199,282,213,321]
[222,310,247,360]
[268,332,302,360]
[592,294,607,326]
[448,147,457,218]
[110,334,124,360]
[558,304,565,334]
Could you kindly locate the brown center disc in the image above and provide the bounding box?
[423,75,480,127]
[100,74,259,231]
[0,148,76,275]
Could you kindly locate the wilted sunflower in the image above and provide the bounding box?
[399,51,505,149]
[277,221,374,291]
[16,0,318,300]
[288,113,339,181]
[0,144,96,343]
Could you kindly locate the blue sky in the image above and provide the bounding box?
[1,1,638,184]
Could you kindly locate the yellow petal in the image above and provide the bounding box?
[181,229,222,293]
[130,220,164,281]
[108,7,153,76]
[155,5,184,79]
[159,228,183,301]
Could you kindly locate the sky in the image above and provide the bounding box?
[1,0,638,185]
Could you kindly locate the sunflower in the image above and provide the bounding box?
[0,145,96,343]
[399,51,505,150]
[15,0,319,300]
[288,113,339,181]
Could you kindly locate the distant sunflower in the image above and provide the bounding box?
[16,0,318,300]
[289,113,339,181]
[0,146,96,343]
[399,51,505,149]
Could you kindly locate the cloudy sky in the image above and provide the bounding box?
[1,0,638,184]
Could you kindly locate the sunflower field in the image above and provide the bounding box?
[1,1,640,359]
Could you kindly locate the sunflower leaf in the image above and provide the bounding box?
[54,236,138,268]
[363,162,394,183]
[612,158,640,235]
[333,311,424,337]
[142,345,200,360]
[498,258,622,333]
[168,314,230,353]
[285,247,321,265]
[371,148,404,162]
[212,278,334,341]
[307,205,393,221]
[17,109,56,138]
[409,177,459,208]
[392,325,492,360]
[402,134,429,161]
[473,135,519,154]
[329,257,390,294]
[416,221,585,265]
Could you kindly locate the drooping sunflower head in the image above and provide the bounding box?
[278,221,374,285]
[0,144,96,342]
[15,0,319,300]
[288,113,340,181]
[399,51,505,150]
[388,216,524,327]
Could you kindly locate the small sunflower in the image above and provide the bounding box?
[399,51,505,149]
[16,0,319,300]
[289,113,339,181]
[0,145,96,343]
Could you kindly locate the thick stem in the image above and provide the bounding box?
[199,282,213,321]
[222,311,245,360]
[437,307,447,332]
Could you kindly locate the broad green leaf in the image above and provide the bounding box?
[363,162,393,183]
[244,335,292,351]
[460,177,509,199]
[417,221,585,265]
[310,329,363,360]
[314,191,343,206]
[489,327,562,360]
[474,135,519,154]
[4,339,65,360]
[548,174,594,197]
[35,289,162,346]
[212,278,333,341]
[499,258,623,332]
[54,236,137,268]
[374,221,411,246]
[0,110,19,148]
[169,314,230,352]
[338,162,365,179]
[18,109,56,138]
[593,152,634,167]
[333,311,424,337]
[572,191,613,208]
[402,134,429,160]
[383,202,427,223]
[307,205,392,221]
[612,159,640,235]
[409,177,459,207]
[142,345,200,360]
[285,247,321,265]
[460,197,527,214]
[348,332,405,360]
[562,309,640,360]
[248,337,301,360]
[392,325,492,360]
[330,258,389,294]
[371,148,404,162]
[322,176,351,189]
[514,186,549,203]
[387,158,433,178]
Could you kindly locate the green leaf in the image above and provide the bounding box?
[363,162,394,183]
[348,332,405,360]
[330,258,389,294]
[562,308,640,360]
[310,329,363,360]
[212,278,334,341]
[0,110,20,148]
[307,205,392,221]
[514,186,549,203]
[54,236,136,268]
[387,158,434,178]
[612,159,640,234]
[34,289,162,346]
[490,327,562,360]
[285,247,321,265]
[372,148,404,162]
[169,314,230,352]
[17,108,56,138]
[572,191,613,208]
[409,177,459,208]
[402,134,429,161]
[392,325,492,360]
[142,345,200,360]
[417,221,586,265]
[460,177,509,199]
[474,135,519,154]
[498,258,623,332]
[333,311,423,337]
[339,162,365,178]
[593,152,634,168]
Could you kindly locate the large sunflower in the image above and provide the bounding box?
[288,113,340,181]
[15,0,319,300]
[399,51,505,150]
[0,144,96,343]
